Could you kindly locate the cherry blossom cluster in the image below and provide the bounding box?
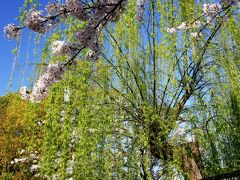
[10,150,40,177]
[31,61,65,102]
[166,20,202,33]
[73,0,128,59]
[19,86,30,100]
[166,20,203,39]
[4,0,128,60]
[190,32,202,39]
[25,8,53,33]
[86,50,100,61]
[203,3,222,16]
[203,3,223,23]
[10,150,39,170]
[66,0,88,21]
[75,23,101,51]
[24,0,88,34]
[135,0,149,22]
[45,2,63,15]
[74,24,101,61]
[52,40,79,56]
[165,1,237,39]
[66,154,75,176]
[70,127,79,147]
[3,24,21,40]
[20,61,65,102]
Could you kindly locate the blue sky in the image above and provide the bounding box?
[0,0,50,96]
[0,0,24,96]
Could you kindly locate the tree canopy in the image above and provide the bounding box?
[1,0,240,179]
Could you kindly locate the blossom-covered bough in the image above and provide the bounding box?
[3,0,240,179]
[5,0,129,102]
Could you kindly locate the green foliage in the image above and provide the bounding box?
[2,0,240,179]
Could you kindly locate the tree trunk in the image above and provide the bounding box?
[181,142,203,180]
[148,122,203,179]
